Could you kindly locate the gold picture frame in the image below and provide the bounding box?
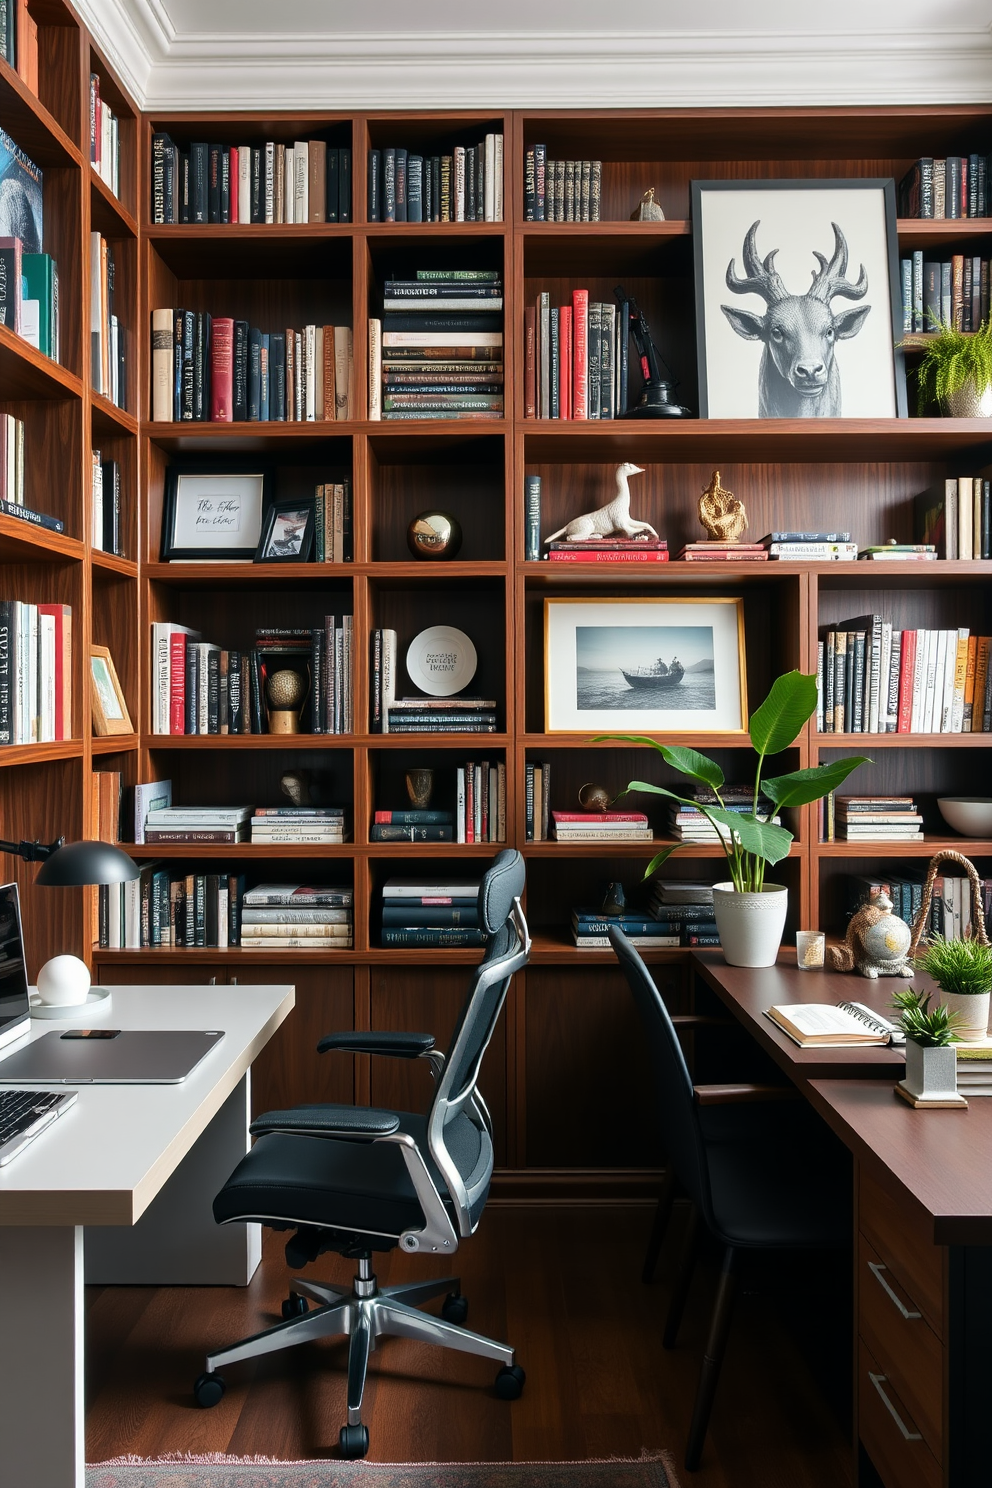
[544,595,747,734]
[90,645,132,736]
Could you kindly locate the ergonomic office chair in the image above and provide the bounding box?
[609,927,850,1472]
[194,850,529,1459]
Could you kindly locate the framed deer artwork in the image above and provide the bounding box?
[691,179,907,420]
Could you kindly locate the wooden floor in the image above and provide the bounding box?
[86,1203,854,1487]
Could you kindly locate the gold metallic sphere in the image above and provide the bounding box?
[578,782,612,812]
[407,510,463,560]
[266,669,306,708]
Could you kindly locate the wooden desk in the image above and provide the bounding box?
[691,953,991,1488]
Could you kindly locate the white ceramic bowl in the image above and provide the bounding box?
[937,797,992,837]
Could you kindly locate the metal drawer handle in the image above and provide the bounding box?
[868,1261,921,1320]
[868,1372,922,1441]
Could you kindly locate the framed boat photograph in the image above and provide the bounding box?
[544,596,747,734]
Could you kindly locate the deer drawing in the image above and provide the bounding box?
[721,220,872,418]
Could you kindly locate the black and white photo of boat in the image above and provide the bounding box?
[575,625,716,712]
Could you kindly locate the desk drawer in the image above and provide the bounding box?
[859,1234,942,1458]
[860,1168,943,1335]
[859,1339,942,1488]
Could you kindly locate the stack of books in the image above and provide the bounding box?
[551,811,652,844]
[151,313,354,423]
[380,878,484,948]
[100,868,245,949]
[151,137,352,224]
[951,1044,992,1097]
[761,531,858,562]
[524,149,603,221]
[372,769,510,844]
[368,137,503,222]
[916,477,992,560]
[525,761,551,840]
[240,883,353,950]
[834,796,924,844]
[859,544,937,562]
[372,809,454,844]
[899,154,989,219]
[143,805,251,845]
[664,791,778,844]
[251,808,349,846]
[0,599,72,745]
[524,290,628,420]
[369,270,503,422]
[546,538,668,565]
[676,541,768,562]
[817,618,992,734]
[645,880,720,947]
[569,908,679,949]
[386,699,497,734]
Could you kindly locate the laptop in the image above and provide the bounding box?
[0,1029,226,1085]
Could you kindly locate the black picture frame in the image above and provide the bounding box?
[691,178,908,420]
[161,464,274,561]
[254,499,316,564]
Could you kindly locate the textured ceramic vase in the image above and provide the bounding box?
[902,1041,959,1100]
[939,989,991,1042]
[945,381,992,418]
[711,882,788,968]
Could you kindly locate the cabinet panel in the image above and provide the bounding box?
[860,1167,944,1335]
[859,1338,942,1488]
[859,1233,942,1460]
[226,966,356,1116]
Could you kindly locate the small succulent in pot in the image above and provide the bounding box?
[891,987,961,1047]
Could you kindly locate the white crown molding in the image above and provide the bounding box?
[75,7,992,111]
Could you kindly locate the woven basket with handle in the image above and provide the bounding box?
[908,849,991,957]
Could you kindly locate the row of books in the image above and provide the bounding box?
[98,875,354,950]
[0,415,24,508]
[379,877,484,948]
[371,273,503,419]
[846,871,990,943]
[524,149,603,222]
[151,312,355,423]
[525,762,551,840]
[0,600,71,744]
[524,292,629,421]
[150,619,354,735]
[151,136,353,225]
[916,478,992,561]
[901,253,989,335]
[90,233,122,405]
[367,138,504,223]
[822,795,923,844]
[0,239,58,361]
[89,73,121,200]
[553,811,652,843]
[898,155,990,219]
[91,454,124,557]
[816,621,992,734]
[570,908,712,950]
[313,481,353,563]
[372,763,507,844]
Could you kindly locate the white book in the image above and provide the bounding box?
[218,885,229,948]
[150,622,199,735]
[975,477,984,561]
[151,307,173,421]
[910,629,927,733]
[38,612,54,742]
[456,767,466,843]
[866,616,881,733]
[922,629,939,733]
[238,147,250,223]
[107,881,123,948]
[368,319,382,420]
[27,603,37,742]
[941,628,957,732]
[494,133,504,220]
[6,414,16,500]
[124,876,140,949]
[331,484,344,564]
[959,476,973,566]
[381,628,397,733]
[294,331,303,420]
[133,780,172,845]
[90,230,103,393]
[929,629,947,733]
[294,142,309,222]
[474,762,482,840]
[878,622,892,731]
[334,326,352,420]
[305,324,316,420]
[484,133,495,221]
[315,326,324,420]
[92,456,104,548]
[951,628,970,732]
[382,879,481,898]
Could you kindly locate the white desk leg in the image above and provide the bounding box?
[86,1072,261,1286]
[0,1224,83,1488]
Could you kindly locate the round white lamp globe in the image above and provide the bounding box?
[36,954,91,1007]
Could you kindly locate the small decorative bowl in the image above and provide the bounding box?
[937,797,992,837]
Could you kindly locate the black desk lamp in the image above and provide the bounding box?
[0,835,139,1008]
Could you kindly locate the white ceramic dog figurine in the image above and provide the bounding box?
[544,462,658,543]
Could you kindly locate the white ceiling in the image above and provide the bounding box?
[79,0,992,111]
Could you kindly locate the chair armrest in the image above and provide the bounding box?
[250,1104,401,1137]
[317,1031,436,1059]
[693,1083,800,1107]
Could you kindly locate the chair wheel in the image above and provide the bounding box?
[494,1363,526,1400]
[441,1291,468,1324]
[339,1423,369,1458]
[281,1293,309,1320]
[193,1371,225,1408]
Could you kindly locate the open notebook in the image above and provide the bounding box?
[765,1002,903,1048]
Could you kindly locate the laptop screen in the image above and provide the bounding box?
[0,884,30,1045]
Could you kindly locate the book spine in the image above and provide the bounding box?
[572,289,588,419]
[524,474,541,561]
[209,316,234,421]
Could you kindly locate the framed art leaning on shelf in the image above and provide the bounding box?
[544,596,747,734]
[160,467,272,561]
[691,178,908,419]
[90,646,132,736]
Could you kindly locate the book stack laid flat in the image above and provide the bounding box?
[385,699,498,735]
[952,1042,992,1096]
[664,789,779,843]
[676,541,769,562]
[569,908,680,950]
[646,880,720,948]
[817,618,992,734]
[834,796,924,844]
[858,544,937,562]
[368,137,503,223]
[250,808,350,846]
[761,531,858,562]
[546,537,669,564]
[143,805,251,845]
[552,811,652,844]
[151,136,352,224]
[380,878,484,948]
[240,883,353,950]
[368,271,504,421]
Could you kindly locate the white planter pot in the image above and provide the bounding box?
[711,882,788,968]
[903,1041,959,1100]
[939,989,991,1043]
[945,380,992,418]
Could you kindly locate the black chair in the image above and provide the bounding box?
[609,927,850,1472]
[194,850,530,1459]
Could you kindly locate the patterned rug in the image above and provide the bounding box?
[87,1453,681,1488]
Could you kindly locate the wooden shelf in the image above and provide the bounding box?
[91,550,138,577]
[0,324,81,401]
[815,733,992,748]
[0,515,82,564]
[0,58,83,169]
[816,837,992,856]
[0,741,82,767]
[89,168,138,239]
[91,395,137,437]
[92,734,139,754]
[520,419,992,462]
[519,732,752,749]
[142,733,358,750]
[522,839,802,857]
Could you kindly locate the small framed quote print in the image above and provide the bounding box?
[160,467,272,561]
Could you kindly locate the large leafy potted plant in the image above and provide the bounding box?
[907,315,992,418]
[600,671,869,967]
[914,937,992,1042]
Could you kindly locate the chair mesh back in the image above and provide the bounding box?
[440,921,515,1113]
[609,928,713,1219]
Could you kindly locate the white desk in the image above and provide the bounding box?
[0,982,294,1488]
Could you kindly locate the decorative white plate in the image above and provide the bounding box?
[29,986,113,1020]
[405,626,478,697]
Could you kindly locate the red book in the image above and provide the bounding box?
[896,630,917,733]
[572,289,588,419]
[229,147,239,222]
[548,550,670,562]
[523,307,536,418]
[209,316,234,421]
[559,305,572,419]
[169,631,187,734]
[37,603,71,739]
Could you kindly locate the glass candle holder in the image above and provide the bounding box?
[796,930,825,971]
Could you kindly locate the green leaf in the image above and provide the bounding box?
[747,670,819,756]
[593,735,724,790]
[642,844,682,879]
[763,757,872,808]
[701,806,794,866]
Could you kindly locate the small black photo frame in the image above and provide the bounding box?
[255,499,316,563]
[161,465,273,561]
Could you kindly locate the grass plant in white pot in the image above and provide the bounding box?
[908,315,992,417]
[892,988,967,1107]
[601,671,869,967]
[914,937,992,1043]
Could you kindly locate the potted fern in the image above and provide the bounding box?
[914,937,992,1042]
[907,315,992,417]
[892,988,965,1106]
[599,671,868,967]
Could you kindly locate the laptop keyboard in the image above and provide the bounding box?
[0,1088,76,1166]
